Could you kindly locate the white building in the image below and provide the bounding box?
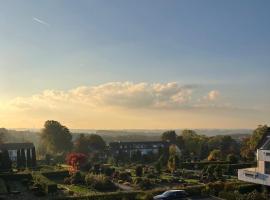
[238,132,270,186]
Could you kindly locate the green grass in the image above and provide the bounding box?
[60,184,99,196]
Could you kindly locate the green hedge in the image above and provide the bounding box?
[57,191,142,200]
[182,161,229,170]
[32,172,57,193]
[42,170,69,180]
[0,172,32,181]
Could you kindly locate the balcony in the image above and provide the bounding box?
[238,168,270,186]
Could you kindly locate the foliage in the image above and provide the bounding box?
[64,172,84,185]
[32,172,57,193]
[85,173,117,191]
[0,150,12,171]
[241,125,270,160]
[39,120,73,155]
[226,153,238,164]
[66,153,88,172]
[161,130,177,143]
[74,133,106,154]
[207,149,221,161]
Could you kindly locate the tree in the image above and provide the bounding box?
[21,149,26,168]
[161,130,177,143]
[1,150,12,171]
[16,150,22,168]
[135,165,143,177]
[167,145,180,173]
[207,149,221,161]
[226,154,238,164]
[74,134,106,154]
[31,147,37,168]
[26,148,31,168]
[66,153,88,172]
[241,125,270,160]
[39,120,73,155]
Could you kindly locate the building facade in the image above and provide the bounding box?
[109,141,169,158]
[0,142,35,162]
[238,129,270,185]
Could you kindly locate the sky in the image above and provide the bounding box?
[0,0,269,129]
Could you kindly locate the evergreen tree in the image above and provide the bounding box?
[26,148,31,168]
[16,149,21,168]
[2,150,12,171]
[31,147,37,168]
[21,149,26,168]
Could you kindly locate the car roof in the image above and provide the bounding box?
[167,190,185,192]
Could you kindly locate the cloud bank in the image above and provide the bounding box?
[5,82,221,112]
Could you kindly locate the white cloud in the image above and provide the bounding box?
[33,17,50,26]
[204,90,220,101]
[7,82,195,111]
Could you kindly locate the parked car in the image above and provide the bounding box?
[153,190,190,200]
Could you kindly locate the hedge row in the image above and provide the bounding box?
[32,172,57,193]
[42,170,69,180]
[57,191,143,200]
[181,161,255,170]
[0,172,32,181]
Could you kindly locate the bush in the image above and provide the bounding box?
[64,172,84,185]
[85,173,117,191]
[118,172,132,182]
[32,172,57,193]
[0,178,7,194]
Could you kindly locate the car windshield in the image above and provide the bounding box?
[162,191,173,197]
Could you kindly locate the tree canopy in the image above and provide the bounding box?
[161,130,177,143]
[39,120,73,155]
[74,134,106,154]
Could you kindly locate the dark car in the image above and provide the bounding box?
[153,190,190,200]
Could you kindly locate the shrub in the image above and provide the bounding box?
[85,173,117,191]
[32,172,57,193]
[64,172,84,185]
[118,172,132,182]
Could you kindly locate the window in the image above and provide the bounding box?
[265,161,270,174]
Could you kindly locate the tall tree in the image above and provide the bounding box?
[21,149,26,168]
[39,120,73,155]
[241,125,270,160]
[31,147,37,168]
[73,134,106,153]
[161,130,177,143]
[26,148,31,168]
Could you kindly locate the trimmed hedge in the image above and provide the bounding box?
[42,170,69,180]
[32,172,57,193]
[0,172,32,181]
[57,191,143,200]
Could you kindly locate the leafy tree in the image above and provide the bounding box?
[39,120,73,155]
[21,149,26,168]
[74,134,106,153]
[226,154,238,164]
[208,149,221,161]
[66,153,88,172]
[167,145,180,173]
[32,147,37,168]
[1,150,12,171]
[161,130,177,143]
[26,148,31,168]
[241,125,270,160]
[155,161,162,173]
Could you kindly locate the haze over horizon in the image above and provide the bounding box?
[0,1,269,129]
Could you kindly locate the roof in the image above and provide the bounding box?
[256,127,270,149]
[0,142,34,150]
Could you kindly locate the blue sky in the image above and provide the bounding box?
[0,0,269,129]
